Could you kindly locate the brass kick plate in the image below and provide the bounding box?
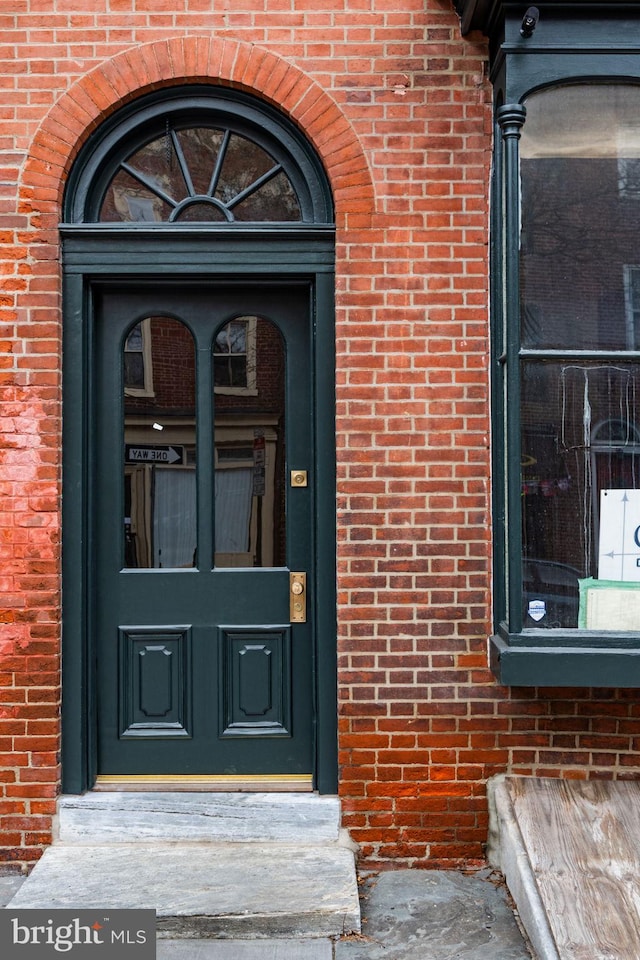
[94,774,313,792]
[290,470,308,487]
[290,572,307,623]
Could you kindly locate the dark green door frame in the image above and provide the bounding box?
[61,227,337,793]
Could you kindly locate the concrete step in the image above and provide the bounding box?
[56,792,342,845]
[488,775,640,960]
[6,793,361,940]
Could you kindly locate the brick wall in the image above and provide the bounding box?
[2,0,640,870]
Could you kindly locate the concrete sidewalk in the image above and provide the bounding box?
[333,869,533,960]
[1,866,534,959]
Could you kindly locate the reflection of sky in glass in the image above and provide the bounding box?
[215,321,246,354]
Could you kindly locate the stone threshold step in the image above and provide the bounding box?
[7,842,361,940]
[56,793,342,845]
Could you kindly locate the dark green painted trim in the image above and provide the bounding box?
[61,225,335,234]
[487,4,640,684]
[496,620,640,649]
[313,272,338,794]
[489,111,506,635]
[455,1,640,38]
[62,264,337,793]
[61,226,335,239]
[497,104,526,636]
[62,86,337,791]
[61,274,94,793]
[489,6,640,100]
[501,57,640,104]
[60,274,84,793]
[490,633,640,687]
[61,229,334,275]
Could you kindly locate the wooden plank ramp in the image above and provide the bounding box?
[489,776,640,960]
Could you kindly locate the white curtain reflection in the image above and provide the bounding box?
[215,468,252,553]
[153,468,197,568]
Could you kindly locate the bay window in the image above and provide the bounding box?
[451,0,640,683]
[492,80,640,684]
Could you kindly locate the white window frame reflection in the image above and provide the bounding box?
[618,157,640,199]
[623,265,640,350]
[213,316,258,396]
[124,318,155,398]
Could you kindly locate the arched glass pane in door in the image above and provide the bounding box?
[213,316,286,568]
[123,316,197,569]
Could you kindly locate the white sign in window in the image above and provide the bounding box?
[598,489,640,581]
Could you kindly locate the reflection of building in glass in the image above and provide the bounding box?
[101,126,302,224]
[123,315,286,569]
[519,87,640,626]
[521,157,640,351]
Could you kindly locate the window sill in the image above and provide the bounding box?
[490,628,640,687]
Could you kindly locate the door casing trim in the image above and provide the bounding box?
[61,231,337,794]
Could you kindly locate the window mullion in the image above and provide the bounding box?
[498,104,527,634]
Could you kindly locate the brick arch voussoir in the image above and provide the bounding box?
[21,35,376,219]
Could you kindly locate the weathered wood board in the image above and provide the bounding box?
[507,777,640,960]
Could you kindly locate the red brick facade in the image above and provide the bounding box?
[2,0,640,871]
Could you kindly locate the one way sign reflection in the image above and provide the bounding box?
[125,445,183,464]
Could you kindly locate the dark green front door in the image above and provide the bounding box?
[93,283,314,780]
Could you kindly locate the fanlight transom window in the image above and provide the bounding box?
[100,124,302,223]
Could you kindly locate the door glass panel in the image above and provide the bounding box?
[123,316,197,569]
[213,316,286,568]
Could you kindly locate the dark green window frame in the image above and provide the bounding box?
[482,2,640,686]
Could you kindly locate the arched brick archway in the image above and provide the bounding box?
[6,33,376,827]
[52,37,352,796]
[20,35,376,225]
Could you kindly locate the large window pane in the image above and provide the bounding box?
[521,86,640,351]
[521,361,640,628]
[517,84,640,634]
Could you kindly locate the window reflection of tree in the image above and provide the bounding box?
[521,363,640,584]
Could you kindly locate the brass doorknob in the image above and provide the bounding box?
[291,581,304,596]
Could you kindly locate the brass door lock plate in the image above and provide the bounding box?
[290,572,307,622]
[290,470,308,487]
